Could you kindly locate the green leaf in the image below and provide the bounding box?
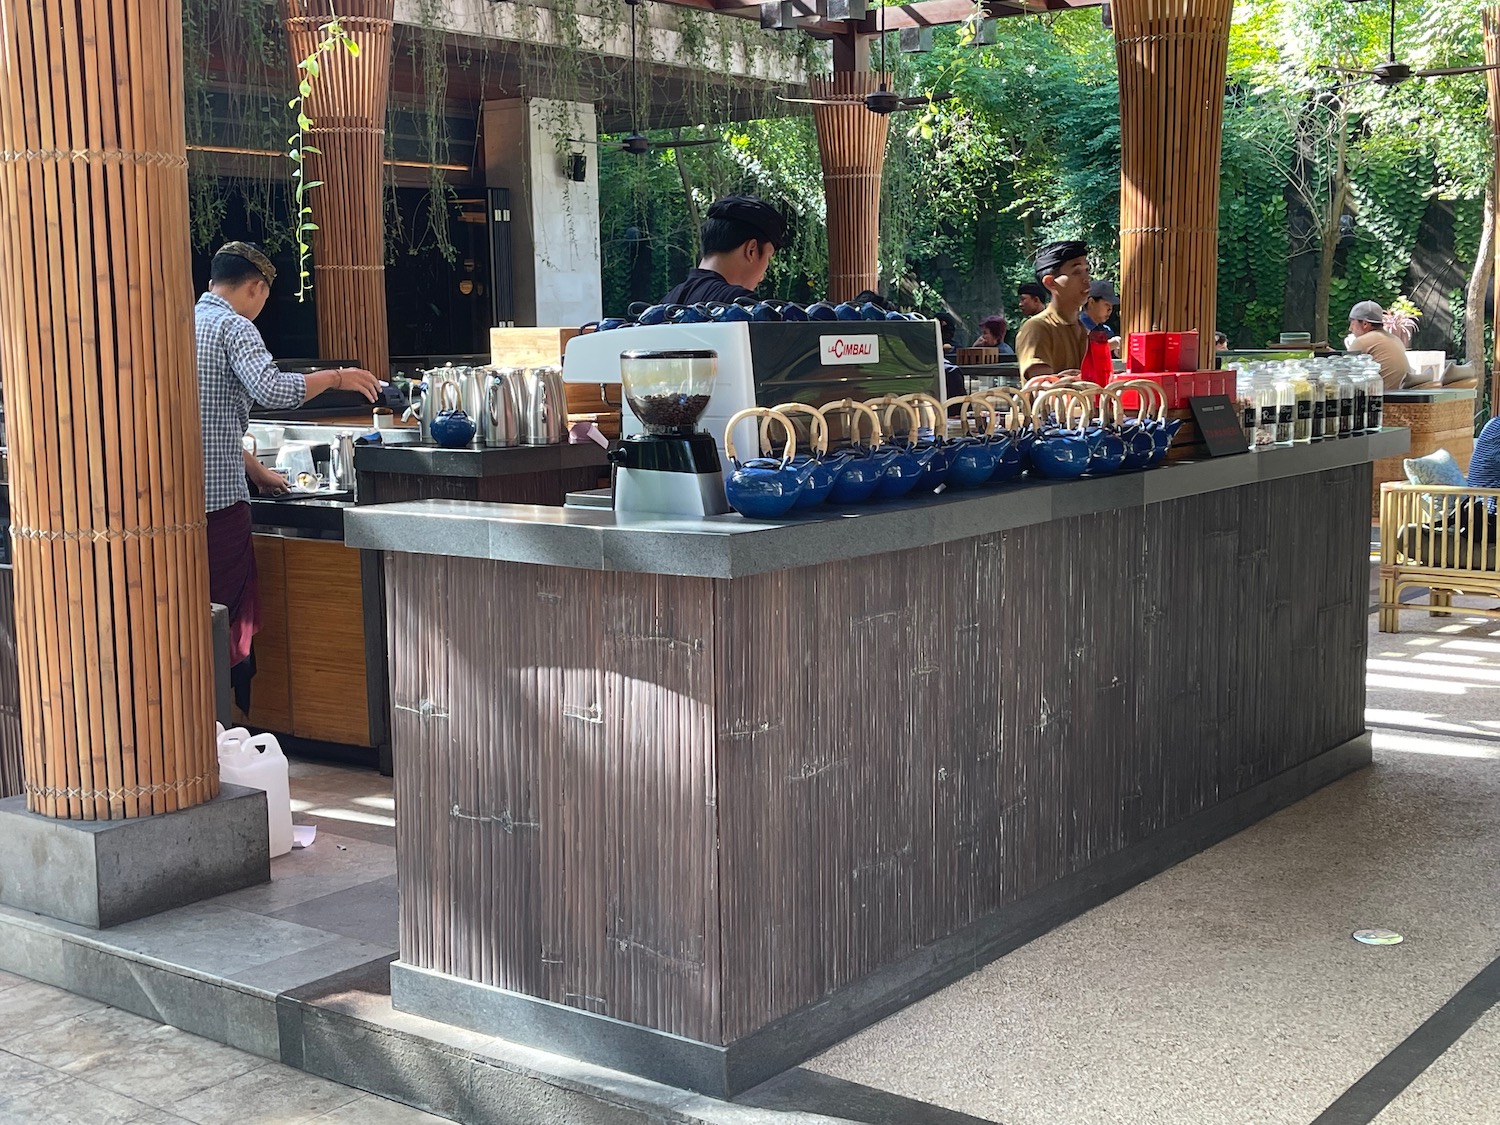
[301,223,319,231]
[305,56,320,78]
[299,80,312,98]
[346,41,361,58]
[303,180,324,189]
[298,114,314,132]
[302,145,321,155]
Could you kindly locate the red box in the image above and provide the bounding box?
[1163,331,1200,372]
[1127,333,1167,373]
[1116,372,1179,410]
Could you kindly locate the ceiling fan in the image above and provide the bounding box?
[1323,0,1500,89]
[777,2,955,114]
[571,0,722,155]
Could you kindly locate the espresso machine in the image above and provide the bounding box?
[607,349,730,517]
[562,320,944,460]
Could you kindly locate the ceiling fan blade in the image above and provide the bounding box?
[1413,64,1500,77]
[777,94,862,105]
[1319,64,1371,75]
[567,138,612,147]
[650,138,723,149]
[897,93,956,106]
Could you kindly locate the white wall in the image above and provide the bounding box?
[526,99,602,328]
[481,97,602,328]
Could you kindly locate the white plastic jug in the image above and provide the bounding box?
[218,728,293,858]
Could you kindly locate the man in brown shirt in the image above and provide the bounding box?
[1015,240,1091,379]
[1347,300,1412,389]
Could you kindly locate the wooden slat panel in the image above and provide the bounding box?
[0,0,215,818]
[0,566,23,799]
[284,1,394,380]
[1114,0,1234,353]
[246,536,293,734]
[283,537,370,746]
[811,73,890,302]
[386,465,1372,1045]
[389,555,721,1040]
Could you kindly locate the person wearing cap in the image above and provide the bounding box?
[1080,279,1118,334]
[660,195,787,306]
[196,241,380,704]
[1016,282,1048,319]
[1014,240,1091,380]
[1346,300,1412,390]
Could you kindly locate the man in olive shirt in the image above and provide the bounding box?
[1015,240,1091,379]
[1346,300,1412,389]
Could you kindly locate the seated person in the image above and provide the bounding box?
[1215,331,1228,352]
[1347,301,1413,390]
[973,315,1016,357]
[1471,415,1500,513]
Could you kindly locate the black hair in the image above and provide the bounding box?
[701,217,776,257]
[934,312,958,346]
[210,249,270,286]
[852,290,892,311]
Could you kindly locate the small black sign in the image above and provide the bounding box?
[1189,394,1250,457]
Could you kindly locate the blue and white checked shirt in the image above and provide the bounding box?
[195,292,306,512]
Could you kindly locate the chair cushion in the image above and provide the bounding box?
[1404,450,1469,521]
[1404,449,1468,488]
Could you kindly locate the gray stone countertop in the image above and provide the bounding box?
[343,428,1411,580]
[353,441,609,478]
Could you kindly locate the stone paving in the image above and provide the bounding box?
[0,968,450,1124]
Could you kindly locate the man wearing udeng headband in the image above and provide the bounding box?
[1014,240,1091,380]
[660,195,787,307]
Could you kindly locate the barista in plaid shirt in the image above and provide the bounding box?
[197,242,378,698]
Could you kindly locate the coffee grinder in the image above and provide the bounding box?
[608,349,730,517]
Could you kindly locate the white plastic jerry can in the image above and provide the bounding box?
[217,724,294,858]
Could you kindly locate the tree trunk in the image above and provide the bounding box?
[1466,184,1494,370]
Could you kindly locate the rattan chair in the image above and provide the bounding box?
[1378,481,1500,632]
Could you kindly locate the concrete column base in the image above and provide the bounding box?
[0,784,270,928]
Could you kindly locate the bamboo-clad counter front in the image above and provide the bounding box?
[345,431,1405,1097]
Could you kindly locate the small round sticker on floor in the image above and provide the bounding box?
[1353,929,1404,946]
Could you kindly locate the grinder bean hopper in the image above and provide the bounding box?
[608,349,730,517]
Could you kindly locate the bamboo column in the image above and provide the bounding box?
[1112,0,1234,349]
[0,0,217,818]
[1484,6,1500,416]
[284,0,394,381]
[811,73,891,302]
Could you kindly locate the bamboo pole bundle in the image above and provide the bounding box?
[1113,0,1234,351]
[1484,6,1500,416]
[284,0,395,381]
[0,0,216,818]
[811,73,891,303]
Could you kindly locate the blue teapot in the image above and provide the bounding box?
[806,301,839,322]
[859,302,888,322]
[637,304,670,326]
[767,403,838,509]
[833,302,863,322]
[751,302,783,322]
[430,381,477,448]
[971,391,1031,483]
[778,302,809,322]
[899,393,954,491]
[597,317,632,332]
[723,407,804,519]
[1027,389,1094,480]
[670,304,709,325]
[868,396,938,498]
[712,302,754,323]
[821,400,885,504]
[940,396,1003,488]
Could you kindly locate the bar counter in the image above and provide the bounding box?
[345,429,1407,1097]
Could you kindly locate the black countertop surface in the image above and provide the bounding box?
[353,441,610,479]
